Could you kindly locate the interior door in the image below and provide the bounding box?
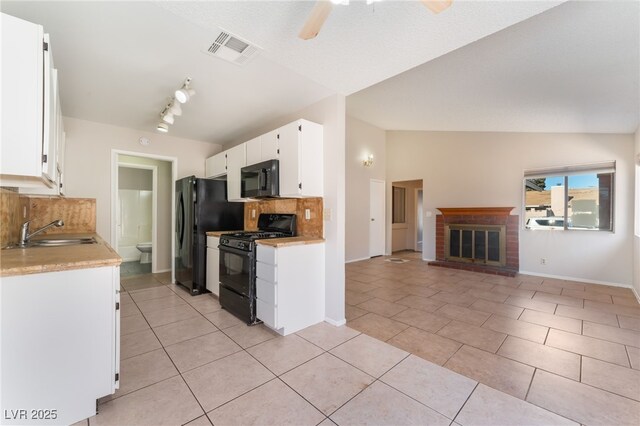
[369,179,385,257]
[416,189,423,252]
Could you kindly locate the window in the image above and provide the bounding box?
[392,186,406,224]
[524,161,615,231]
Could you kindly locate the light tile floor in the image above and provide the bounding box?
[346,251,640,425]
[74,256,640,425]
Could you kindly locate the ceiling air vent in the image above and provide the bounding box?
[203,29,261,66]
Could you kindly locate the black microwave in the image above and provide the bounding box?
[241,159,279,198]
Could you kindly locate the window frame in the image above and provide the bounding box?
[523,161,615,232]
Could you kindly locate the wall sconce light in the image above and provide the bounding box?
[363,154,374,167]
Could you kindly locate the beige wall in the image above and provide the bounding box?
[225,95,347,324]
[118,155,172,271]
[345,116,386,262]
[386,130,635,287]
[118,167,152,191]
[63,117,223,271]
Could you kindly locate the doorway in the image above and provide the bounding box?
[415,188,423,252]
[117,164,156,276]
[391,179,423,254]
[369,179,385,257]
[111,150,177,280]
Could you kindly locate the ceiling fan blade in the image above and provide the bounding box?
[421,0,453,14]
[298,1,333,40]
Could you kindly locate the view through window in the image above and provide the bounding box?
[524,162,615,231]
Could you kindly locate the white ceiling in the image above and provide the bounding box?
[347,0,640,134]
[3,1,636,144]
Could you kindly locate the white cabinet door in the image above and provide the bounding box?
[226,143,246,201]
[261,129,279,161]
[245,136,262,166]
[0,13,47,184]
[205,152,226,178]
[278,120,323,197]
[1,266,120,425]
[277,122,301,197]
[42,38,57,184]
[206,237,220,296]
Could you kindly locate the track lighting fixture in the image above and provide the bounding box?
[155,77,194,133]
[175,77,196,104]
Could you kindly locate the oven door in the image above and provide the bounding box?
[219,245,253,297]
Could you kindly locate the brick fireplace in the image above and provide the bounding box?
[430,207,519,276]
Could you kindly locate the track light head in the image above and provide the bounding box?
[175,77,195,103]
[161,113,174,125]
[169,101,182,116]
[157,122,169,133]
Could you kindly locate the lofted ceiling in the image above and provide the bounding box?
[347,0,640,134]
[3,1,635,144]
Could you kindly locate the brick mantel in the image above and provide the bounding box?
[437,207,515,216]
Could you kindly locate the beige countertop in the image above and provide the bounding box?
[0,233,122,277]
[256,236,325,247]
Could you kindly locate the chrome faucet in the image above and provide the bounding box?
[19,219,64,247]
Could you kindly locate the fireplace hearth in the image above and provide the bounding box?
[430,207,519,276]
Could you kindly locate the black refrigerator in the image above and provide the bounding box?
[175,176,244,295]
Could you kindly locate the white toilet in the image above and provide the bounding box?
[135,242,152,264]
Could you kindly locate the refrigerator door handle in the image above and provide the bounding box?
[177,193,185,249]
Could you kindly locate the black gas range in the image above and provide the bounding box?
[218,214,296,324]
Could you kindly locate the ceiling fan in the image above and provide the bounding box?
[299,0,453,40]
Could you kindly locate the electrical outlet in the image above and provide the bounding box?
[324,208,332,221]
[305,209,311,220]
[540,258,547,265]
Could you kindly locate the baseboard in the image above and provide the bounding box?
[423,257,435,262]
[120,257,140,263]
[324,317,346,327]
[153,268,171,273]
[346,257,371,264]
[519,270,631,289]
[632,287,640,304]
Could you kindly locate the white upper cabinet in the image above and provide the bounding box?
[245,131,279,167]
[226,143,246,201]
[1,13,61,190]
[261,129,279,162]
[203,118,323,199]
[205,151,226,178]
[245,137,262,166]
[278,119,323,197]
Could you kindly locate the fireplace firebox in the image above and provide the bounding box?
[445,224,506,266]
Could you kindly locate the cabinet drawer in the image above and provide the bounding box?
[207,236,220,248]
[256,299,277,329]
[256,262,276,283]
[256,278,276,305]
[256,245,276,265]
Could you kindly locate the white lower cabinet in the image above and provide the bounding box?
[255,243,324,335]
[206,236,220,296]
[0,266,120,425]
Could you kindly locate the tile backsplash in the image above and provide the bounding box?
[244,197,323,238]
[0,192,96,246]
[0,188,25,247]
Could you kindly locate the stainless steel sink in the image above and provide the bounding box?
[29,237,97,247]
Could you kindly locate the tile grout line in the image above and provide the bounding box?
[450,382,479,424]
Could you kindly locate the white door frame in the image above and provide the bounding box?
[115,163,158,271]
[369,179,386,257]
[110,150,178,281]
